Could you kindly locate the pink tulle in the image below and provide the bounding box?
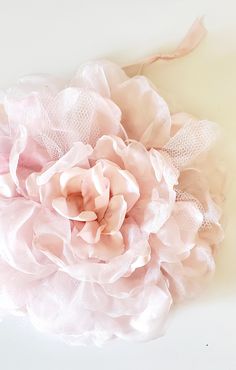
[0,20,224,346]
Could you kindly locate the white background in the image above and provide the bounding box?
[0,1,236,369]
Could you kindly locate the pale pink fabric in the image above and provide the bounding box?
[0,28,223,345]
[123,17,207,76]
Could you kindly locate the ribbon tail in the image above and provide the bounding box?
[123,17,207,77]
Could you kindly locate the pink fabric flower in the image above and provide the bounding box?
[0,45,223,344]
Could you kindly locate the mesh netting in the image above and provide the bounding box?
[159,118,221,232]
[163,119,219,169]
[35,89,101,160]
[175,189,213,230]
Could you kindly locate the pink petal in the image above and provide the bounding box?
[151,201,203,263]
[36,141,92,186]
[38,173,62,208]
[0,198,56,276]
[78,221,104,244]
[102,161,140,211]
[92,135,126,168]
[72,231,125,262]
[52,196,97,221]
[0,173,17,197]
[32,208,73,266]
[73,61,172,147]
[62,218,151,284]
[92,232,125,261]
[0,260,37,316]
[59,167,87,196]
[0,136,12,174]
[72,60,127,98]
[111,76,171,147]
[81,163,110,219]
[102,195,127,234]
[9,125,28,188]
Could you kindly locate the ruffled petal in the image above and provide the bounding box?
[0,198,56,276]
[9,125,28,188]
[0,260,37,317]
[177,168,223,231]
[71,230,124,262]
[0,136,12,174]
[129,147,177,233]
[52,195,97,221]
[102,160,140,211]
[0,172,17,197]
[36,142,93,185]
[59,167,86,196]
[78,221,105,244]
[151,201,203,263]
[62,218,150,284]
[102,195,127,233]
[32,208,74,266]
[72,60,127,98]
[162,240,215,301]
[74,63,172,147]
[111,76,171,147]
[81,162,110,219]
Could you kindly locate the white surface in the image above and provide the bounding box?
[0,1,236,369]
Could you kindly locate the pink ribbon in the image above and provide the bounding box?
[123,17,206,76]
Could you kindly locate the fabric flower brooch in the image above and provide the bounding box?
[0,19,224,345]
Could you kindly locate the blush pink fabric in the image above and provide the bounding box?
[0,25,224,345]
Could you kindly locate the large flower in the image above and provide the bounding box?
[0,59,223,345]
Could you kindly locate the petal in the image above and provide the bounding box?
[102,195,127,234]
[9,125,28,188]
[0,172,17,197]
[32,208,74,266]
[129,283,171,341]
[38,173,62,208]
[92,135,126,168]
[72,60,127,98]
[81,162,110,218]
[127,147,177,233]
[5,92,49,136]
[52,196,97,221]
[0,260,37,316]
[151,201,203,263]
[102,161,140,211]
[8,127,49,195]
[25,172,41,200]
[177,168,222,228]
[78,221,104,244]
[36,141,92,186]
[95,137,156,198]
[59,167,87,196]
[93,232,125,261]
[118,141,158,197]
[111,76,171,147]
[73,62,172,148]
[62,218,151,284]
[0,198,56,276]
[71,231,125,262]
[162,241,215,301]
[0,136,12,174]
